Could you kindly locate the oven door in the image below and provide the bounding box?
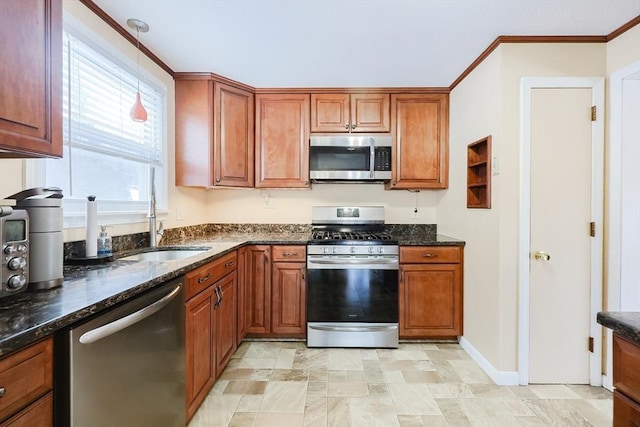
[306,256,399,323]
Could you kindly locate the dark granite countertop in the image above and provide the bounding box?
[0,229,464,356]
[597,311,640,345]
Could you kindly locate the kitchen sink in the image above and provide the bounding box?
[119,247,211,262]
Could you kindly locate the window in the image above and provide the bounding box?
[36,28,166,227]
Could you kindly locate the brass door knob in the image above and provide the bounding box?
[533,251,551,261]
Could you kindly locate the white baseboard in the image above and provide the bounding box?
[602,374,614,392]
[459,336,520,386]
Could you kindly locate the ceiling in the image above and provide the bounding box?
[92,0,640,88]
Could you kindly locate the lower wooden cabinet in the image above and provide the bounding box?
[613,334,640,426]
[185,252,238,421]
[245,245,306,337]
[0,338,53,426]
[399,246,463,338]
[236,246,248,345]
[185,287,215,421]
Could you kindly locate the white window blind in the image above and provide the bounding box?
[40,29,166,227]
[63,30,163,166]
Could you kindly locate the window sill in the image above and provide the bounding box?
[63,209,169,229]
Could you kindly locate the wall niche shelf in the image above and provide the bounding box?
[467,136,491,208]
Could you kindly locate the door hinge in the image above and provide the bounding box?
[591,106,597,121]
[590,222,596,237]
[588,336,594,353]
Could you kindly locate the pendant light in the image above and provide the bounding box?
[127,18,149,123]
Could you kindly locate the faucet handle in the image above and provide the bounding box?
[157,221,164,236]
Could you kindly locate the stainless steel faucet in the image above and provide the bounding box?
[148,168,163,248]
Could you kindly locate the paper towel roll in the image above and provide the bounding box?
[86,195,98,257]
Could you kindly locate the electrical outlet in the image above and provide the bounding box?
[492,156,499,175]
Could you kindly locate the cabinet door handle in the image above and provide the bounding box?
[214,286,222,308]
[225,261,235,268]
[282,252,298,257]
[422,253,438,258]
[344,123,349,129]
[0,387,5,397]
[197,273,211,284]
[400,269,403,283]
[351,123,356,130]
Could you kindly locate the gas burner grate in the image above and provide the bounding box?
[310,230,395,241]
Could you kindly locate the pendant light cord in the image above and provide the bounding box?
[135,26,140,92]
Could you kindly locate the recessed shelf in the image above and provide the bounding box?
[467,136,491,209]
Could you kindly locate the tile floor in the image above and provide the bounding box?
[188,341,613,427]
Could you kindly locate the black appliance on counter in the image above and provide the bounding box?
[306,206,399,348]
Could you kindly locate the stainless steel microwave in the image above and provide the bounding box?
[309,136,392,182]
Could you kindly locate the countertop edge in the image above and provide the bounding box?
[597,311,640,346]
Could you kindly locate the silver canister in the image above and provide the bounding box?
[8,187,64,290]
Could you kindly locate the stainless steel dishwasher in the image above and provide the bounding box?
[56,278,185,426]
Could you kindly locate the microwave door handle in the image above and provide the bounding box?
[369,138,375,179]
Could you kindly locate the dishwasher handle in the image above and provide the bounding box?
[79,285,182,344]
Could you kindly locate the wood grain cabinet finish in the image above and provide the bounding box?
[399,246,463,338]
[236,247,248,345]
[271,246,307,336]
[0,338,53,425]
[246,245,272,334]
[175,77,254,188]
[185,252,238,421]
[255,94,310,188]
[387,94,449,190]
[185,287,215,421]
[0,0,62,158]
[311,93,390,133]
[213,271,237,376]
[613,334,640,426]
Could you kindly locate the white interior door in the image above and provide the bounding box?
[528,87,592,383]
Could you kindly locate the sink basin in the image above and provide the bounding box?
[119,248,210,262]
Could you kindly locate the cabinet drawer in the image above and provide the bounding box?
[400,246,462,264]
[1,392,52,427]
[272,245,306,262]
[0,338,53,423]
[613,334,640,404]
[186,251,237,300]
[613,390,640,427]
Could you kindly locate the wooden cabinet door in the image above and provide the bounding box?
[185,288,215,421]
[175,79,214,187]
[399,263,462,338]
[351,93,390,133]
[255,94,310,188]
[388,94,448,190]
[214,272,237,376]
[214,82,254,187]
[236,247,248,345]
[271,262,306,336]
[0,0,62,158]
[1,392,52,427]
[310,94,350,132]
[246,245,272,334]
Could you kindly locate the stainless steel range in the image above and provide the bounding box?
[307,206,399,348]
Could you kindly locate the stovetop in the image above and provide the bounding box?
[309,230,397,245]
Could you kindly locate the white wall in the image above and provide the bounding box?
[446,42,606,376]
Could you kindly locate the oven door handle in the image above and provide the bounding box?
[307,258,398,270]
[308,324,398,332]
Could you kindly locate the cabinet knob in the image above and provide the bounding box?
[216,178,220,183]
[0,387,5,397]
[303,181,309,185]
[344,123,349,129]
[225,261,235,268]
[351,124,356,130]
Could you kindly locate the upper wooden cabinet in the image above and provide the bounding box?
[0,0,62,158]
[386,94,449,190]
[175,76,254,187]
[255,94,310,188]
[311,93,390,133]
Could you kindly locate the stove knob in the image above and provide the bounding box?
[350,247,356,254]
[323,247,330,254]
[7,274,26,290]
[368,247,374,254]
[377,247,384,254]
[8,257,26,270]
[332,247,338,254]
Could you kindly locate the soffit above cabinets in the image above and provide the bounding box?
[91,0,640,88]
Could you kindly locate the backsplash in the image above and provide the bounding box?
[64,223,437,258]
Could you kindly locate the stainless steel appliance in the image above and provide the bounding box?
[7,187,63,290]
[307,206,399,348]
[57,278,185,426]
[0,206,29,297]
[309,135,392,182]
